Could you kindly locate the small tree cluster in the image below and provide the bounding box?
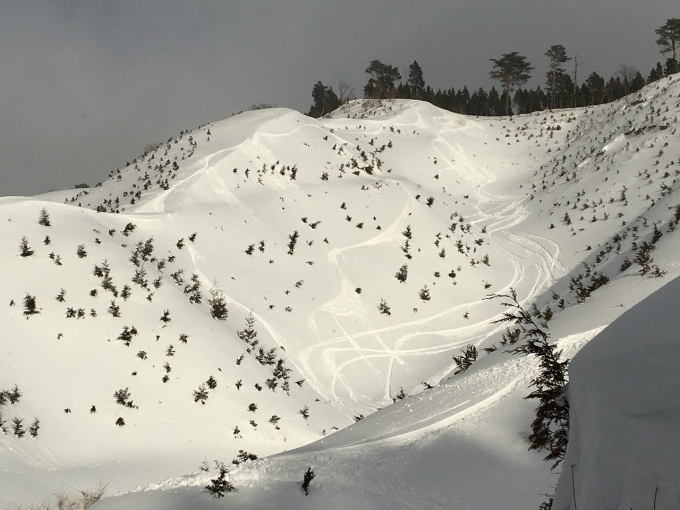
[113,387,136,408]
[117,325,138,346]
[633,241,666,277]
[184,274,202,303]
[94,260,117,296]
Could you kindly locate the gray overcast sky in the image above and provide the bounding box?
[0,0,676,197]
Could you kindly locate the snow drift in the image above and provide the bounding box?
[554,275,680,510]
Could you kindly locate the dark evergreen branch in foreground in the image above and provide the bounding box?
[486,289,569,470]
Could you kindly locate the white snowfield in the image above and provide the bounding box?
[553,276,680,510]
[1,74,680,509]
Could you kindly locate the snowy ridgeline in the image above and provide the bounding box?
[1,74,680,509]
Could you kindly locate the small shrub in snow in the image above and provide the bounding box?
[132,267,148,288]
[287,230,300,255]
[19,237,34,257]
[29,418,40,438]
[77,244,87,258]
[12,417,25,438]
[205,464,235,497]
[108,300,121,318]
[301,467,316,495]
[38,208,51,226]
[23,294,39,316]
[378,298,391,315]
[236,450,258,463]
[209,287,228,320]
[395,263,408,283]
[452,345,478,374]
[238,313,258,346]
[113,388,134,407]
[194,384,209,404]
[116,325,138,346]
[6,385,22,404]
[392,387,407,402]
[122,223,136,237]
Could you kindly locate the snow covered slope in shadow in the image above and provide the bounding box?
[553,275,680,510]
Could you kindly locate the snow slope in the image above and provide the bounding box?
[2,74,680,508]
[553,275,680,510]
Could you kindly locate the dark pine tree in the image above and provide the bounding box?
[307,82,340,118]
[489,52,534,115]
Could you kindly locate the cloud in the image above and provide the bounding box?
[0,0,676,196]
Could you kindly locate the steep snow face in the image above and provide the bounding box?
[553,275,680,510]
[3,74,680,508]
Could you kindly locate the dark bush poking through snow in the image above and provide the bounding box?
[206,463,235,497]
[301,467,316,496]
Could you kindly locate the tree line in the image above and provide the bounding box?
[307,18,680,117]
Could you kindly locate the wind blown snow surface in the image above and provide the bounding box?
[1,74,680,509]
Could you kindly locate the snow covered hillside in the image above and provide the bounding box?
[2,73,680,509]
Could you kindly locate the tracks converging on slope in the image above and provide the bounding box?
[297,113,565,413]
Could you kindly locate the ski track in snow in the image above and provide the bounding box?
[125,105,567,417]
[296,113,565,412]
